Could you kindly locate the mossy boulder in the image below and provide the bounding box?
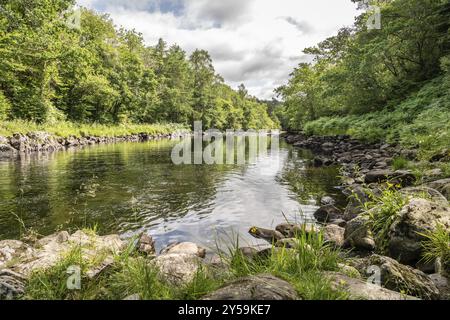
[387,198,450,266]
[349,255,440,300]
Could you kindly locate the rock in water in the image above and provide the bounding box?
[249,227,285,243]
[275,223,317,238]
[314,205,343,223]
[202,274,298,300]
[137,233,156,256]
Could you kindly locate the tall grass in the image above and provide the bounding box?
[225,228,349,300]
[419,224,450,276]
[22,226,351,300]
[0,120,188,138]
[364,184,408,254]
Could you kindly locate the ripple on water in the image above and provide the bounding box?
[0,139,343,248]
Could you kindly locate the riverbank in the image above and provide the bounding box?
[0,121,189,158]
[0,133,449,300]
[283,133,450,299]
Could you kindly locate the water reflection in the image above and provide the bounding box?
[0,138,342,250]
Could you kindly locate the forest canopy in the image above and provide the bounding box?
[0,0,277,130]
[276,0,450,131]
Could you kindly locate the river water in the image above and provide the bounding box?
[0,137,342,251]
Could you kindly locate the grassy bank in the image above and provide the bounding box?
[0,120,189,138]
[23,229,349,300]
[302,76,450,161]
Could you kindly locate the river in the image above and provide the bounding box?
[0,136,343,251]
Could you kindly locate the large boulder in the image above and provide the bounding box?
[202,274,298,300]
[160,242,206,258]
[364,169,394,184]
[0,240,35,270]
[401,187,448,206]
[0,269,26,300]
[387,198,450,266]
[153,253,202,286]
[429,274,450,300]
[10,230,124,276]
[364,169,416,186]
[314,205,343,223]
[324,272,418,300]
[425,179,450,201]
[343,185,371,221]
[349,255,440,300]
[344,215,376,251]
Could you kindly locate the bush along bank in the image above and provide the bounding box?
[282,132,450,300]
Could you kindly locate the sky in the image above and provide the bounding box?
[76,0,360,99]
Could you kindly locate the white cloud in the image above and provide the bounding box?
[76,0,359,99]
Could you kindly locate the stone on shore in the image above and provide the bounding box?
[160,242,206,258]
[324,272,418,300]
[349,255,440,300]
[202,274,298,300]
[344,215,376,251]
[153,253,202,286]
[314,205,343,223]
[387,198,450,266]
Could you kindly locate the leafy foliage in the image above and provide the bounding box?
[277,0,450,158]
[0,0,276,130]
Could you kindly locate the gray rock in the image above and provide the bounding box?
[323,225,345,247]
[401,186,448,206]
[349,255,440,300]
[425,179,450,201]
[364,169,394,184]
[11,230,124,276]
[314,205,343,223]
[275,223,317,238]
[202,274,298,300]
[154,253,201,285]
[237,247,260,260]
[325,272,418,300]
[343,185,371,221]
[248,226,285,243]
[0,269,26,300]
[320,196,336,206]
[0,240,35,269]
[429,273,449,300]
[364,169,416,186]
[160,242,206,258]
[137,233,156,256]
[387,198,450,266]
[344,215,376,251]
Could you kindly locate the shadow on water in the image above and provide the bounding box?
[0,137,344,250]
